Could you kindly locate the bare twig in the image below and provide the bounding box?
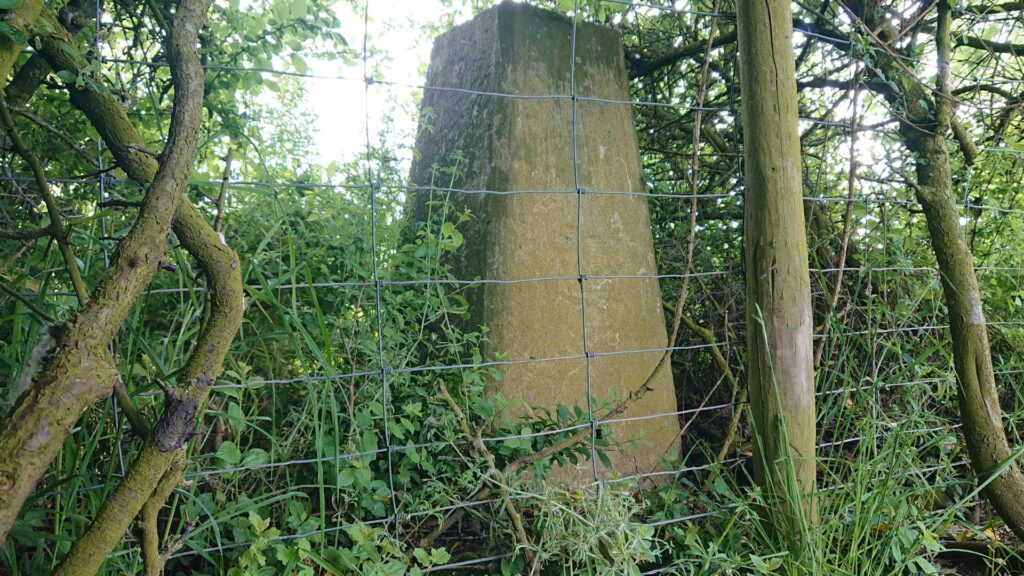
[11,105,101,168]
[0,226,49,240]
[435,380,534,567]
[214,149,233,233]
[0,98,89,304]
[0,281,54,323]
[816,83,861,368]
[114,379,151,439]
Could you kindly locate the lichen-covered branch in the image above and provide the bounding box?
[0,0,233,563]
[0,0,44,85]
[853,0,1024,540]
[0,0,203,541]
[42,0,243,572]
[141,452,185,576]
[32,0,243,565]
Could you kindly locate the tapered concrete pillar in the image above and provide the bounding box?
[408,1,679,479]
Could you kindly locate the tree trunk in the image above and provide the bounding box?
[859,1,1024,539]
[736,0,817,545]
[905,124,1024,539]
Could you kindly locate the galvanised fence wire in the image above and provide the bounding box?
[8,0,1024,573]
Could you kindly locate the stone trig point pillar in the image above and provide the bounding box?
[409,1,680,480]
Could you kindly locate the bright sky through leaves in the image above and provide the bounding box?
[304,0,474,169]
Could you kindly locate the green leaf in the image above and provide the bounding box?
[248,511,271,533]
[290,53,307,74]
[710,475,729,496]
[305,550,346,576]
[271,0,288,21]
[227,401,245,431]
[412,548,430,565]
[242,448,270,467]
[216,441,242,466]
[55,70,78,85]
[556,404,571,424]
[354,467,372,487]
[430,548,451,564]
[0,0,24,10]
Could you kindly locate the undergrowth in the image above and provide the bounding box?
[1,150,1018,576]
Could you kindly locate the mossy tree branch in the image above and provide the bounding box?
[39,0,243,572]
[140,452,186,576]
[851,0,1024,540]
[955,34,1024,55]
[2,0,92,109]
[0,0,234,566]
[0,2,187,543]
[0,0,44,85]
[25,1,241,569]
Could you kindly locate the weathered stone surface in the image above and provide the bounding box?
[409,1,679,480]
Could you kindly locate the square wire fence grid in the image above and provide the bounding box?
[7,0,1024,573]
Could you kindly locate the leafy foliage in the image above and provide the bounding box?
[5,0,1024,574]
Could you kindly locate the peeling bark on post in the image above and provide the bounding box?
[736,0,817,542]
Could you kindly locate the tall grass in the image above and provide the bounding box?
[3,173,1022,576]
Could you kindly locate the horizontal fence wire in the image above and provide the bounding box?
[18,264,1024,299]
[8,173,1024,212]
[91,57,857,125]
[47,373,984,499]
[164,423,969,563]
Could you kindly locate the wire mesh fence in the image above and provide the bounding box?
[5,0,1024,573]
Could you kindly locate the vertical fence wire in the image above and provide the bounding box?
[361,0,401,538]
[569,0,601,484]
[91,0,128,487]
